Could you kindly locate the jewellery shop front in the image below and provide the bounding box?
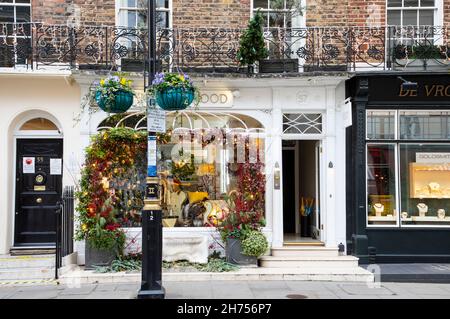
[346,73,450,263]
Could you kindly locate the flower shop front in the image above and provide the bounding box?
[73,74,349,265]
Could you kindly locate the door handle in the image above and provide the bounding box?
[36,198,43,204]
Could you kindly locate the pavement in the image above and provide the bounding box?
[1,280,450,299]
[361,263,450,283]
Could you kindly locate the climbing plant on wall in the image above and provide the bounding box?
[75,128,147,250]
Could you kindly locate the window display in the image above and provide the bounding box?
[367,144,397,225]
[400,144,450,226]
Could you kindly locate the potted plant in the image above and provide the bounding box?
[149,72,200,111]
[217,209,266,266]
[236,10,269,73]
[393,43,450,71]
[94,74,135,113]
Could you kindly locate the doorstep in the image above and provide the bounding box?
[58,265,374,284]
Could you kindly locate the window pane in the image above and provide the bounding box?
[16,6,31,23]
[420,0,435,6]
[404,0,419,6]
[127,10,136,28]
[403,10,418,26]
[419,9,434,26]
[367,111,396,140]
[16,0,31,3]
[270,0,284,9]
[253,0,267,9]
[400,144,450,226]
[387,0,402,7]
[0,6,14,23]
[387,10,401,26]
[156,11,168,29]
[367,144,397,225]
[400,111,450,140]
[269,12,285,27]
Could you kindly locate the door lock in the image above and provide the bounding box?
[36,198,43,204]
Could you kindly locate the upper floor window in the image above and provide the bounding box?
[252,0,304,28]
[387,0,440,27]
[117,0,170,29]
[0,0,31,24]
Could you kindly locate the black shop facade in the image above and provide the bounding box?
[346,72,450,264]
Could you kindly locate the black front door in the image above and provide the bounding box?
[15,139,63,246]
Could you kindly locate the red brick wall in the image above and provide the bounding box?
[306,0,387,27]
[32,0,116,26]
[172,0,250,29]
[445,0,450,27]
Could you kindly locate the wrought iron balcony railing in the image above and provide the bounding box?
[0,23,449,74]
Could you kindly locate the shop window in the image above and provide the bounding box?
[282,113,322,135]
[367,110,396,140]
[399,111,450,140]
[387,0,438,28]
[97,112,266,228]
[367,144,398,225]
[400,144,450,226]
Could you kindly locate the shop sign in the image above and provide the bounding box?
[416,153,450,164]
[147,108,166,133]
[199,90,233,108]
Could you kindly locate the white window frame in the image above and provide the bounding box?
[115,0,172,29]
[250,0,305,29]
[386,0,443,26]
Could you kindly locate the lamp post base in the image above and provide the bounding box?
[137,287,165,299]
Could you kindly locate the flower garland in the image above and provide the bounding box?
[75,128,147,250]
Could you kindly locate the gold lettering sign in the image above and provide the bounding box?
[400,84,450,97]
[34,185,46,191]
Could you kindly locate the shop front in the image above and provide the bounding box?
[346,73,450,263]
[74,75,349,263]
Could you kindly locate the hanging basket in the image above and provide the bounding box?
[95,90,134,113]
[155,87,195,111]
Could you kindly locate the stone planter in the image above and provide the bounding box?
[394,59,450,71]
[225,238,257,266]
[84,242,117,270]
[259,58,299,73]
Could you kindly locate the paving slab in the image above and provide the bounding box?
[58,285,96,296]
[337,283,396,296]
[7,290,58,299]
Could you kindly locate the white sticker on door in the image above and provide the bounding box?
[50,158,62,175]
[23,157,35,174]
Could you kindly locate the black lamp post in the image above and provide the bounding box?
[137,0,165,299]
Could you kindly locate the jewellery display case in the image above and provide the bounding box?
[409,163,450,199]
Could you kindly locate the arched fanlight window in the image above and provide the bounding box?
[19,117,59,131]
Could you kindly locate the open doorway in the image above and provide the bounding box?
[282,140,321,244]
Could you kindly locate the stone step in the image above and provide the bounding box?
[272,246,339,257]
[0,255,55,269]
[259,256,359,268]
[0,267,55,281]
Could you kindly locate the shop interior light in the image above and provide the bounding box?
[398,76,418,91]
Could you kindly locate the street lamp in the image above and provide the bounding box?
[137,0,165,299]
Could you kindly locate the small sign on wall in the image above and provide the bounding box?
[50,158,62,175]
[23,157,35,174]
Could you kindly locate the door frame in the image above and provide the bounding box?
[281,136,325,243]
[12,132,63,249]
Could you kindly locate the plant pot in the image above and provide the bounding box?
[95,89,134,113]
[84,242,117,270]
[258,58,299,73]
[225,238,257,266]
[155,87,195,111]
[393,59,450,71]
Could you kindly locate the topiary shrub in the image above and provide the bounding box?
[241,230,269,257]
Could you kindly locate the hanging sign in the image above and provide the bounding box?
[147,135,157,177]
[50,158,62,175]
[147,107,166,133]
[23,157,35,174]
[342,98,352,128]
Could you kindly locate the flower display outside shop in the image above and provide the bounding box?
[94,74,135,113]
[75,128,148,254]
[148,72,200,110]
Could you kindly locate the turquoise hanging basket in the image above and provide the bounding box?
[155,87,195,111]
[95,90,134,113]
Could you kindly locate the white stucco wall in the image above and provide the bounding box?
[0,73,82,254]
